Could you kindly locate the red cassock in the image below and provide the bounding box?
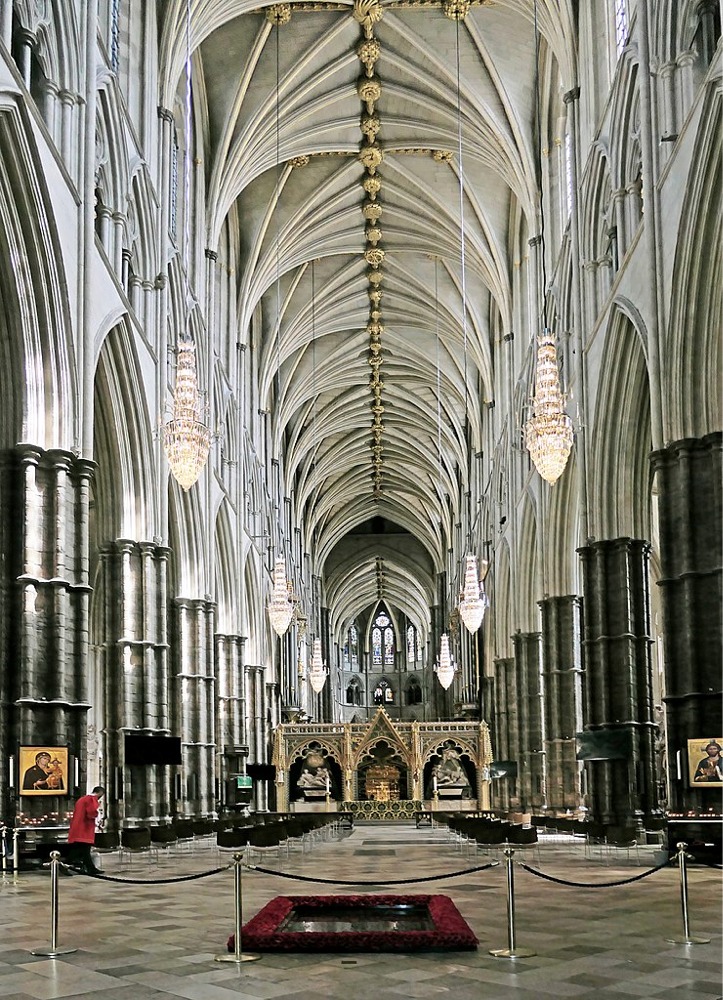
[67,793,99,844]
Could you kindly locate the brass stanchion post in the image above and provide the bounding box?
[490,848,536,958]
[13,828,19,873]
[214,852,261,963]
[31,851,78,956]
[1,824,7,875]
[665,842,710,945]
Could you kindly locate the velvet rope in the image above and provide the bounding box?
[60,861,232,885]
[518,859,671,888]
[245,860,500,885]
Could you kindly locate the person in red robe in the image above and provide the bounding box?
[67,786,105,874]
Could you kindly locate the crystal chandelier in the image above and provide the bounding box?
[268,557,294,636]
[524,331,573,484]
[163,341,211,491]
[435,633,456,690]
[308,637,327,694]
[524,0,573,486]
[458,553,490,634]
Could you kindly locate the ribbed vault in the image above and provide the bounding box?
[159,0,577,629]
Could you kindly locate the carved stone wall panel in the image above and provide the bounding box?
[272,709,492,811]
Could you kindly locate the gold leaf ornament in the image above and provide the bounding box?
[353,0,384,39]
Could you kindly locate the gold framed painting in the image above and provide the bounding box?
[687,738,723,787]
[19,746,69,796]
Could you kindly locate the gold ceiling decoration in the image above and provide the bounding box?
[290,154,310,168]
[443,0,470,18]
[266,3,292,24]
[432,149,454,163]
[362,200,383,223]
[351,0,387,496]
[353,0,384,38]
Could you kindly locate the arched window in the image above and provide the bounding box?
[614,0,629,57]
[373,680,394,705]
[346,681,362,706]
[372,610,395,667]
[348,624,358,669]
[407,679,422,706]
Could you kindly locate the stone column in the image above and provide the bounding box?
[578,539,660,827]
[100,540,171,826]
[252,667,269,811]
[513,632,545,814]
[539,596,584,813]
[171,597,217,818]
[651,433,722,811]
[492,658,512,812]
[0,447,94,824]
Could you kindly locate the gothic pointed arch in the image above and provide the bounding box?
[590,305,652,541]
[666,84,722,440]
[0,104,76,450]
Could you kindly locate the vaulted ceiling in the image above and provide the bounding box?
[161,0,578,640]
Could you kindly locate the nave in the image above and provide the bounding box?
[1,821,721,1000]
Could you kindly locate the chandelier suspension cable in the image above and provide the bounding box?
[266,16,294,638]
[533,0,549,335]
[183,0,192,311]
[435,255,455,692]
[455,17,471,517]
[452,18,488,637]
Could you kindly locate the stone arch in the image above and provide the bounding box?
[590,306,652,541]
[92,322,155,544]
[0,104,75,450]
[214,501,239,634]
[666,84,722,440]
[491,538,512,659]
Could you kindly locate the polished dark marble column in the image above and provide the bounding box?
[651,432,722,811]
[0,446,94,823]
[578,539,660,827]
[171,597,217,817]
[539,596,583,813]
[513,632,545,813]
[492,658,512,812]
[100,539,171,826]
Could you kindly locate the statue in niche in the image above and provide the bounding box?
[296,751,332,798]
[428,744,472,797]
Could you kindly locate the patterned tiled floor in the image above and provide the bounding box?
[0,823,720,1000]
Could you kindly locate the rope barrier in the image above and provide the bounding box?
[61,861,231,885]
[245,860,500,886]
[518,859,671,888]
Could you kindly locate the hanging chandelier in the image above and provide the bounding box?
[268,557,294,636]
[524,331,573,484]
[163,5,210,491]
[435,633,456,690]
[458,553,490,634]
[163,341,211,491]
[308,637,327,694]
[524,0,573,486]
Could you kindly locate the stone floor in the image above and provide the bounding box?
[0,822,720,1000]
